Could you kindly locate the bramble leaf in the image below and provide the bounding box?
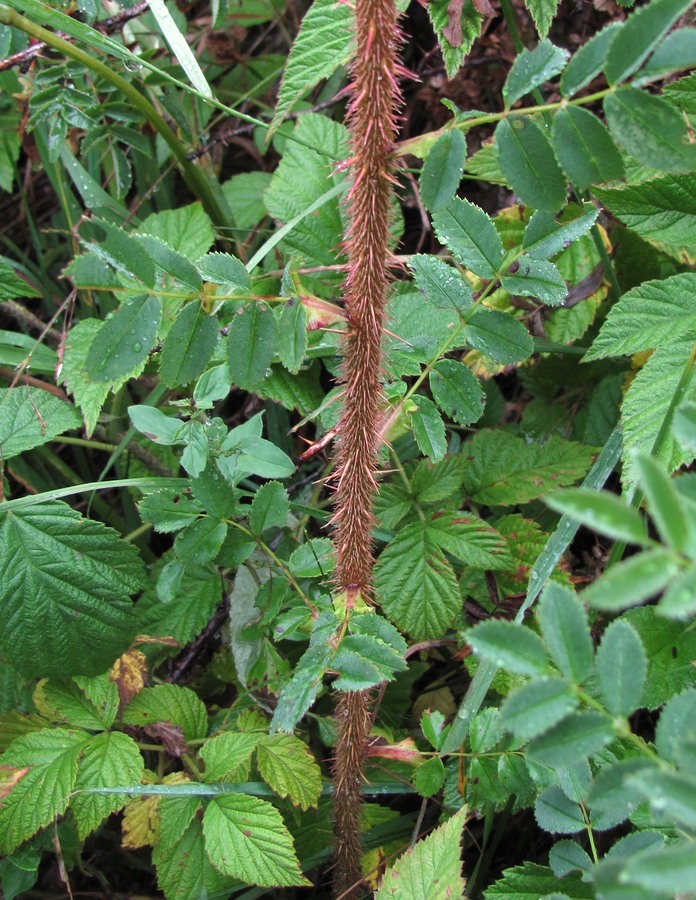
[0,387,80,460]
[256,733,322,810]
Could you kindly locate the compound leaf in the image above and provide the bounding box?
[256,733,322,810]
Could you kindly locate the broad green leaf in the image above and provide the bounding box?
[277,299,306,373]
[137,563,223,646]
[0,501,143,678]
[128,405,187,445]
[410,395,448,462]
[462,431,595,505]
[409,455,467,505]
[174,518,227,564]
[503,41,569,108]
[427,0,482,78]
[623,841,696,897]
[218,433,295,482]
[604,88,696,173]
[537,583,593,684]
[484,862,593,898]
[522,204,599,260]
[595,619,647,716]
[196,251,251,292]
[545,488,650,546]
[374,520,460,640]
[655,688,696,763]
[633,452,689,552]
[288,537,335,578]
[256,733,322,810]
[500,256,567,306]
[525,0,561,40]
[333,634,407,691]
[469,707,502,754]
[593,175,696,265]
[0,387,80,460]
[551,107,625,191]
[269,0,353,136]
[409,254,473,313]
[61,319,117,436]
[561,22,622,97]
[535,786,585,834]
[72,731,144,839]
[138,490,202,533]
[413,756,446,798]
[159,303,218,387]
[495,117,567,213]
[420,129,467,211]
[138,203,215,260]
[122,685,207,742]
[86,296,162,383]
[375,808,467,899]
[249,482,289,534]
[227,302,277,391]
[430,359,484,425]
[501,677,578,742]
[526,711,614,767]
[203,794,309,886]
[604,0,694,85]
[468,620,549,676]
[426,513,511,569]
[582,548,681,612]
[464,307,534,364]
[200,732,261,782]
[34,677,117,731]
[663,68,696,115]
[0,260,41,300]
[154,812,234,900]
[0,728,87,855]
[432,197,504,278]
[623,606,696,708]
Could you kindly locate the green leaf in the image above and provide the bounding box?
[604,88,696,173]
[485,862,593,898]
[0,388,80,460]
[522,204,600,260]
[227,302,277,392]
[197,251,251,292]
[413,755,446,798]
[420,128,467,211]
[545,488,650,547]
[623,840,696,897]
[135,234,202,291]
[409,254,473,313]
[128,405,187,445]
[375,809,466,898]
[468,620,549,676]
[501,677,578,742]
[503,41,569,108]
[500,256,567,306]
[256,733,322,810]
[632,452,689,552]
[432,197,504,278]
[582,548,681,612]
[86,296,162,383]
[427,0,482,78]
[288,537,335,578]
[269,0,353,136]
[526,712,615,767]
[411,395,448,462]
[72,731,144,839]
[0,260,41,300]
[655,687,696,763]
[561,22,622,97]
[139,202,215,260]
[595,619,647,716]
[203,794,309,886]
[549,840,593,879]
[674,401,696,451]
[249,482,289,534]
[604,0,694,85]
[271,661,326,734]
[525,0,561,40]
[332,623,408,691]
[426,512,511,569]
[495,117,567,213]
[0,728,87,855]
[154,809,234,900]
[629,770,696,830]
[659,564,696,618]
[174,518,227,564]
[464,307,534,364]
[277,299,306,373]
[537,583,593,684]
[623,606,696,708]
[122,685,208,742]
[430,359,484,425]
[593,175,696,265]
[636,27,696,82]
[61,320,115,436]
[159,302,218,387]
[551,107,625,191]
[0,501,143,678]
[534,786,585,834]
[138,490,202,533]
[409,455,467,504]
[200,732,261,782]
[35,676,117,730]
[462,431,596,506]
[85,219,155,287]
[374,520,460,640]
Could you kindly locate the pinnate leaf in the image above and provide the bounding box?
[595,619,647,716]
[522,204,599,260]
[249,481,289,534]
[551,107,625,191]
[409,254,473,313]
[537,583,593,684]
[545,487,649,546]
[0,501,143,678]
[500,256,567,306]
[430,359,484,425]
[561,21,622,97]
[501,677,578,742]
[468,620,548,676]
[159,302,218,387]
[420,129,467,211]
[583,548,680,612]
[464,307,534,364]
[503,40,568,108]
[495,117,567,213]
[256,733,322,810]
[432,197,504,278]
[525,0,562,41]
[227,302,277,391]
[203,794,309,886]
[535,786,585,834]
[526,711,615,767]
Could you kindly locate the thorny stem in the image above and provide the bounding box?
[330,0,402,893]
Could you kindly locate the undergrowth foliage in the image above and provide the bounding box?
[0,0,695,897]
